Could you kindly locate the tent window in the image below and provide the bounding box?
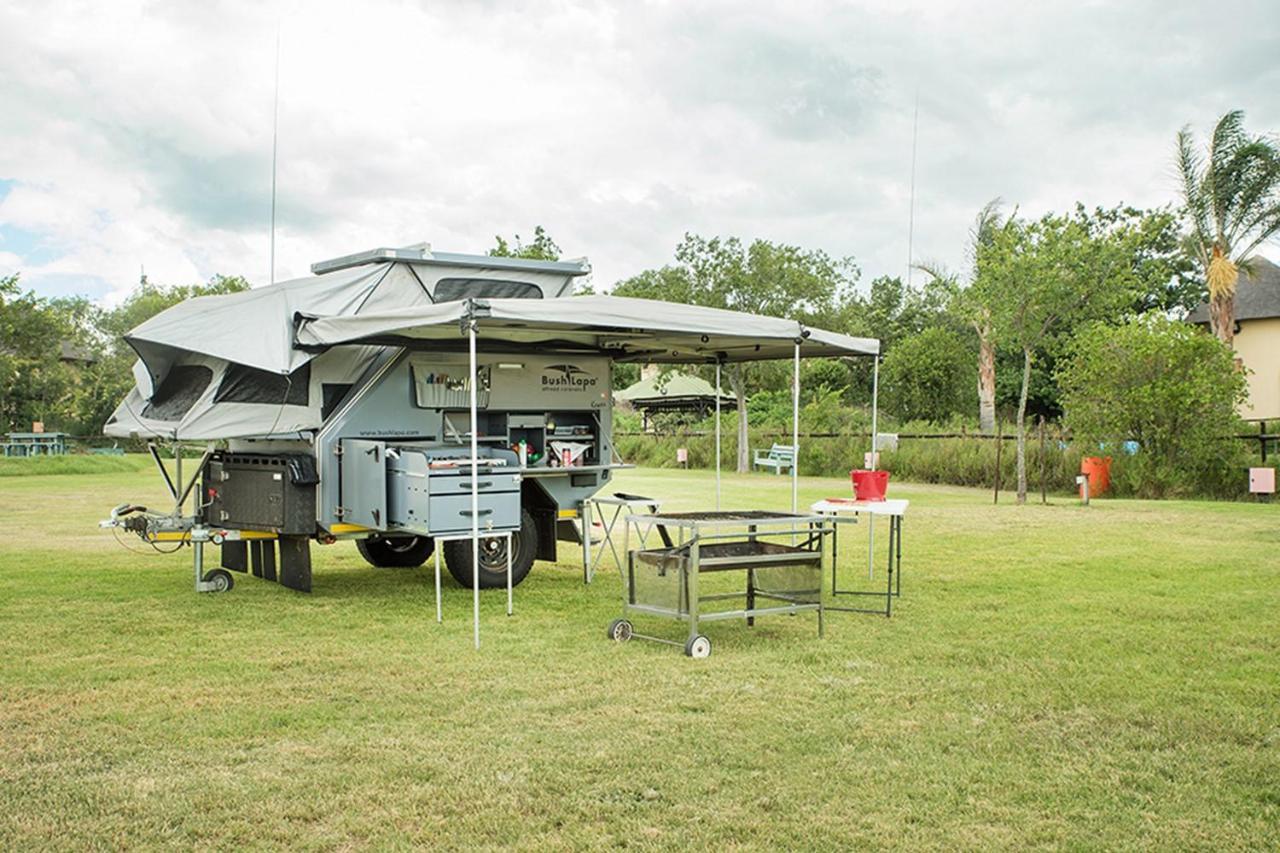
[434,278,543,302]
[142,365,213,420]
[215,363,310,406]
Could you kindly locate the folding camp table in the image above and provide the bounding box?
[581,492,665,584]
[810,498,907,617]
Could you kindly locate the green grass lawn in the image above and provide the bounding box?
[1,462,1277,849]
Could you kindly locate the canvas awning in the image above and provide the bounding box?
[294,295,879,364]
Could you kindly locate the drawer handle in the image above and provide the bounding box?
[459,509,493,517]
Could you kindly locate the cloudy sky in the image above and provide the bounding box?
[2,0,1278,304]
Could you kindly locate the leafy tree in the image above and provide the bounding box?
[614,234,857,471]
[0,274,76,432]
[976,211,1140,503]
[1058,318,1247,497]
[832,273,963,407]
[881,327,975,423]
[994,346,1062,421]
[800,359,851,398]
[1176,110,1280,343]
[1099,205,1201,315]
[489,225,561,261]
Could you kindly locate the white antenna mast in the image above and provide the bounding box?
[270,31,280,286]
[906,88,919,286]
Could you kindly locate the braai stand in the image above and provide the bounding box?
[609,511,829,658]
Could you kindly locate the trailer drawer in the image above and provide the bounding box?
[428,472,520,496]
[428,492,521,534]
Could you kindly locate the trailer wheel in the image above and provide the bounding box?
[684,635,711,659]
[607,619,633,642]
[202,569,234,593]
[443,508,537,589]
[357,535,434,568]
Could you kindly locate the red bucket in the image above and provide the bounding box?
[850,469,889,501]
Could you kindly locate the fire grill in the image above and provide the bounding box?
[608,510,830,658]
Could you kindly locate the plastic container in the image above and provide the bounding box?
[850,469,889,501]
[1080,456,1112,497]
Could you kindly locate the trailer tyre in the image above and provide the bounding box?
[607,619,633,642]
[357,535,434,568]
[443,508,537,589]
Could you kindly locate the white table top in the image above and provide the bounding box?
[811,498,909,516]
[589,494,662,508]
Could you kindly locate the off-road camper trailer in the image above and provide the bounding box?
[101,243,879,599]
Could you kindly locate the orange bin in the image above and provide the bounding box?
[1080,456,1112,497]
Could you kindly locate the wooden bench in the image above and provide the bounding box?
[753,444,796,475]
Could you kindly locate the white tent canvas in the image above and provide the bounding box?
[105,254,877,441]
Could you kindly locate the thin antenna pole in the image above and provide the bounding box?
[906,89,919,286]
[270,31,280,286]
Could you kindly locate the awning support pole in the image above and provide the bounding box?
[469,319,481,650]
[715,361,722,511]
[868,355,880,580]
[792,342,800,514]
[870,356,880,471]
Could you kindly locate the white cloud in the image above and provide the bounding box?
[0,0,1277,305]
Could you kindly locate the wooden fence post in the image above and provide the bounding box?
[993,418,1003,505]
[1039,415,1047,505]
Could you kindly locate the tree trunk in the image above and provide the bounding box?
[1015,347,1032,505]
[1209,290,1236,346]
[729,365,749,473]
[977,332,996,433]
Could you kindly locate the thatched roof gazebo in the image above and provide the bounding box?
[616,372,736,431]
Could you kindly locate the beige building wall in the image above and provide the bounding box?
[1234,317,1280,420]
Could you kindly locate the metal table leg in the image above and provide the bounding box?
[582,499,592,584]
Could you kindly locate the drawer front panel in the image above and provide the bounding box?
[428,472,520,496]
[428,492,521,534]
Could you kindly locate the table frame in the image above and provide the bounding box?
[581,494,666,584]
[812,500,906,618]
[430,530,513,637]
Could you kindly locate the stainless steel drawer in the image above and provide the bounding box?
[428,492,521,534]
[428,472,520,496]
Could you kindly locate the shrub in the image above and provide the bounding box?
[1057,318,1249,498]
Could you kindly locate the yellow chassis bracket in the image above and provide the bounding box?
[146,529,278,543]
[329,523,372,535]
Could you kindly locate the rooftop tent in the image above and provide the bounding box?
[103,345,385,440]
[124,248,592,393]
[293,295,880,363]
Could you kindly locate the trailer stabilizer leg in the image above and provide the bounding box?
[193,541,233,593]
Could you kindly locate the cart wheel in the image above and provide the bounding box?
[684,635,711,659]
[607,619,633,642]
[202,569,234,593]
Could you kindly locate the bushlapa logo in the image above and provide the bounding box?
[542,364,597,390]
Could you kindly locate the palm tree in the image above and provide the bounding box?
[1176,110,1280,345]
[916,199,1005,432]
